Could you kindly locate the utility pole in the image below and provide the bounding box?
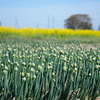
[37,23,39,28]
[99,24,100,30]
[48,15,49,28]
[0,21,1,26]
[53,17,54,28]
[15,16,19,28]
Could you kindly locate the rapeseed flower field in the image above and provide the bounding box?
[0,27,100,38]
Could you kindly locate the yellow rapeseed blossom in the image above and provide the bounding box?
[0,27,100,38]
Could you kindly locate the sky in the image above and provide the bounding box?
[0,0,100,30]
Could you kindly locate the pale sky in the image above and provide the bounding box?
[0,0,100,30]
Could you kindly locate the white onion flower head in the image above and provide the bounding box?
[65,51,68,55]
[74,63,77,67]
[95,65,100,69]
[98,50,100,53]
[29,51,32,54]
[5,66,8,70]
[21,72,24,77]
[22,77,26,81]
[42,47,45,52]
[90,56,92,59]
[89,73,91,76]
[22,62,26,66]
[25,50,28,54]
[51,61,53,64]
[22,49,24,51]
[13,48,16,51]
[15,67,18,71]
[13,54,16,57]
[71,64,74,67]
[33,75,36,79]
[71,52,74,56]
[60,50,64,55]
[49,63,52,66]
[31,63,35,67]
[50,66,52,69]
[79,57,82,61]
[70,56,73,60]
[5,53,8,57]
[0,50,2,54]
[54,54,56,57]
[97,61,100,64]
[27,73,30,78]
[3,70,7,75]
[17,63,19,67]
[89,59,93,63]
[63,57,67,62]
[30,68,34,72]
[47,66,50,70]
[1,63,4,67]
[29,63,31,66]
[29,59,32,61]
[43,59,45,62]
[38,65,42,71]
[80,66,82,69]
[38,57,40,60]
[53,79,55,82]
[73,70,75,74]
[61,55,64,58]
[8,59,10,63]
[98,56,100,60]
[93,57,96,61]
[14,62,18,65]
[24,67,26,70]
[42,63,44,67]
[27,56,30,58]
[35,70,38,75]
[93,51,96,55]
[63,66,67,72]
[22,55,25,58]
[74,67,77,72]
[11,62,13,65]
[52,72,55,77]
[19,55,22,58]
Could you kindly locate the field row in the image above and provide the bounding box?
[0,42,100,100]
